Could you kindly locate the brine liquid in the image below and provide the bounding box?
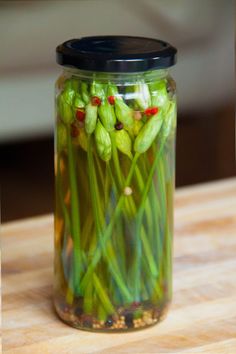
[54,131,175,331]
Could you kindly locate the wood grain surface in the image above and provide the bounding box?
[2,178,236,354]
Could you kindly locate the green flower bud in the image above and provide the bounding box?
[57,123,67,151]
[114,129,132,159]
[58,93,74,124]
[63,80,76,105]
[95,121,112,161]
[162,101,177,138]
[85,102,98,134]
[98,100,116,132]
[57,78,78,124]
[81,82,90,104]
[74,93,85,109]
[133,83,151,110]
[148,80,168,108]
[64,78,79,92]
[91,81,105,99]
[107,83,119,97]
[134,111,163,153]
[115,100,134,127]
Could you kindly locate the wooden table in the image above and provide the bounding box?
[2,178,236,354]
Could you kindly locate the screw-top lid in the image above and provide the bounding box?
[56,36,177,72]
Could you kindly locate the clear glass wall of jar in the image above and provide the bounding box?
[54,36,177,331]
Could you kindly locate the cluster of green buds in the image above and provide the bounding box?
[57,75,176,159]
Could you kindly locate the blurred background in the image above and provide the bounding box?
[1,0,235,222]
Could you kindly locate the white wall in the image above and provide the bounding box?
[0,0,234,142]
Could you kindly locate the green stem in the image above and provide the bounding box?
[104,162,110,208]
[111,132,159,299]
[81,251,115,315]
[110,132,124,188]
[107,163,127,282]
[57,154,71,236]
[138,140,165,219]
[80,213,94,251]
[130,158,156,300]
[56,154,76,304]
[134,165,152,227]
[83,278,93,314]
[150,181,162,264]
[111,136,139,300]
[110,132,135,218]
[141,254,162,301]
[93,274,115,315]
[80,153,140,298]
[87,135,131,303]
[66,127,82,295]
[132,140,166,297]
[98,303,107,321]
[163,150,174,298]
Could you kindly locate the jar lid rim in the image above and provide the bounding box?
[56,36,177,72]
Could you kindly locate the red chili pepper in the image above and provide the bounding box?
[91,96,101,106]
[145,106,159,116]
[144,108,152,116]
[71,124,79,138]
[150,107,159,115]
[76,109,85,122]
[107,95,115,105]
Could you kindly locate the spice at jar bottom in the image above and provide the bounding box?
[54,36,177,332]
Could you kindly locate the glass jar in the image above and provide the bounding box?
[54,36,177,331]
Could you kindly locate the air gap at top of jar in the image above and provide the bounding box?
[54,36,177,332]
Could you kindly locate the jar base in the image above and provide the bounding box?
[54,299,170,332]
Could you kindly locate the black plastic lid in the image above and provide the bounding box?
[56,36,177,73]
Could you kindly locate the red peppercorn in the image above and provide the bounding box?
[91,96,101,106]
[145,106,159,116]
[108,95,115,105]
[76,109,85,122]
[71,124,79,138]
[131,301,141,309]
[144,108,152,116]
[150,107,158,115]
